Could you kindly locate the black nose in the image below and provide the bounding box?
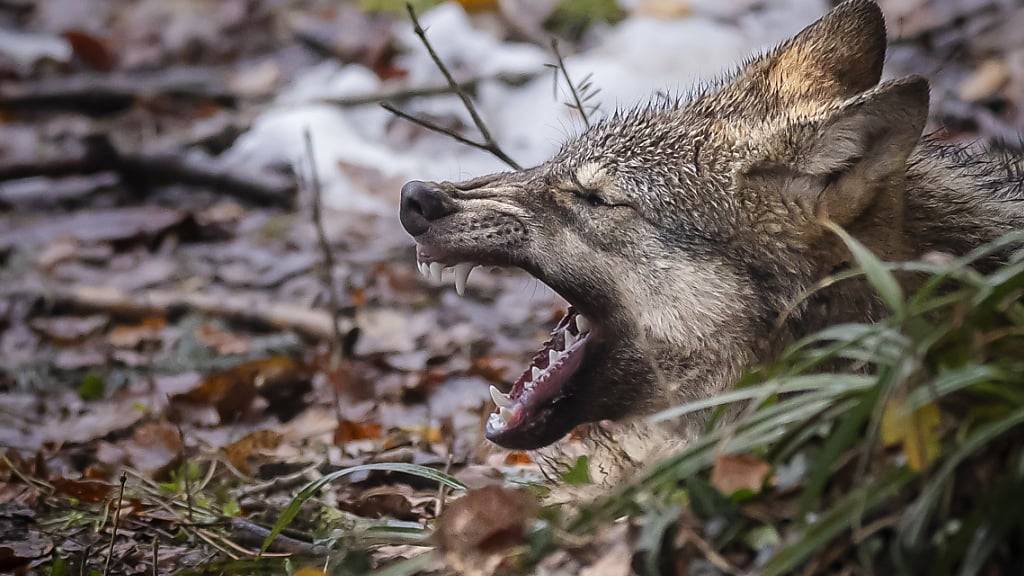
[399,180,457,236]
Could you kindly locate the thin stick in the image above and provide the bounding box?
[380,103,493,151]
[177,425,194,523]
[550,38,590,128]
[435,452,454,516]
[103,471,128,576]
[151,537,159,576]
[388,3,521,170]
[302,128,349,421]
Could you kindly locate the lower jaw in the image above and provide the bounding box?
[483,309,593,449]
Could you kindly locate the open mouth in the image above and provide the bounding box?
[415,245,594,448]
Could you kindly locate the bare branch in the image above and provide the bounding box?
[550,38,591,128]
[381,102,496,152]
[301,128,357,420]
[383,3,522,170]
[320,72,534,108]
[103,471,128,576]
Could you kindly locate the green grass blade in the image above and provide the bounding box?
[648,374,873,423]
[900,407,1024,548]
[763,467,914,576]
[262,463,466,552]
[824,221,905,316]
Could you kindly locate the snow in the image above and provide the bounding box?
[225,0,828,213]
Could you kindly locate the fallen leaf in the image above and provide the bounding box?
[29,315,108,343]
[107,316,166,349]
[176,365,258,422]
[0,206,186,250]
[124,422,183,479]
[61,29,115,71]
[710,453,771,496]
[49,402,145,446]
[882,398,941,471]
[959,59,1010,102]
[435,485,538,555]
[335,419,383,445]
[223,430,282,475]
[503,452,532,466]
[195,323,250,355]
[51,478,114,503]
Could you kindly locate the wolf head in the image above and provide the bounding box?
[399,0,931,450]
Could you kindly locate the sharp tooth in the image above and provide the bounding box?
[429,262,443,283]
[575,314,590,333]
[454,263,474,296]
[549,349,559,365]
[531,366,542,381]
[490,385,513,408]
[419,261,429,278]
[499,407,514,424]
[564,330,577,348]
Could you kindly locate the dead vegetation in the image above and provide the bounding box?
[2,0,1023,574]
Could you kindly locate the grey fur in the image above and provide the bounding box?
[402,0,1024,482]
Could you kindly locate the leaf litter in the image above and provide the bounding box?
[1,0,1022,573]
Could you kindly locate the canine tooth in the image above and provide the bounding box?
[549,349,559,365]
[429,262,443,283]
[490,385,513,408]
[454,263,474,296]
[564,330,577,348]
[418,261,429,278]
[531,366,542,381]
[575,314,591,333]
[499,407,514,424]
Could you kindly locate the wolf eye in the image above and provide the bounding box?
[575,188,608,206]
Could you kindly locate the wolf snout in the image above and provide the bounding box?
[399,180,458,236]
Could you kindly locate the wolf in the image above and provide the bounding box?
[398,0,1024,482]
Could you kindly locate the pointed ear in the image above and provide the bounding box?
[754,0,887,106]
[745,77,930,227]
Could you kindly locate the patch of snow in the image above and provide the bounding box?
[226,0,827,213]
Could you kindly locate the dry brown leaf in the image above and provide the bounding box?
[959,59,1010,102]
[223,430,282,475]
[710,453,771,496]
[435,485,538,555]
[195,323,250,355]
[335,420,383,445]
[107,316,166,349]
[503,452,532,466]
[61,29,115,71]
[51,478,114,503]
[124,422,183,479]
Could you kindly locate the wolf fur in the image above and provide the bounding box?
[400,0,1024,485]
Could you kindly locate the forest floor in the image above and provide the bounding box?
[1,0,1022,573]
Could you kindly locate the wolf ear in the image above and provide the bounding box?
[757,0,887,105]
[745,77,930,227]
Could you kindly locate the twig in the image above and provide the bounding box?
[549,38,590,128]
[383,3,521,170]
[0,68,237,113]
[301,128,354,421]
[151,538,159,576]
[435,452,454,516]
[0,134,294,207]
[319,73,534,108]
[380,103,495,151]
[103,471,128,576]
[678,527,740,575]
[235,459,323,498]
[229,518,325,555]
[177,426,194,523]
[34,284,350,341]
